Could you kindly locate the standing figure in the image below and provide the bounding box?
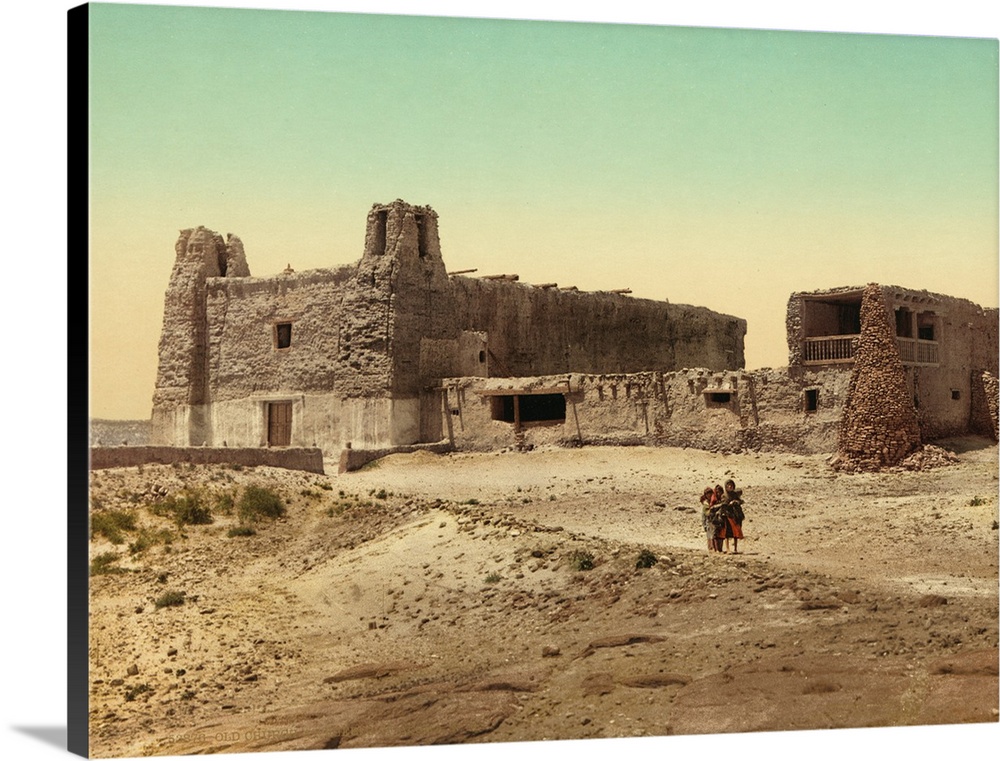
[720,478,745,553]
[699,487,716,551]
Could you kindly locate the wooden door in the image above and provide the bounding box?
[267,402,292,446]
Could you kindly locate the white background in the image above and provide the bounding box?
[1,2,997,760]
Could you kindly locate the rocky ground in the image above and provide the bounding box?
[86,438,999,757]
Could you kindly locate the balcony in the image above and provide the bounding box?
[802,335,857,364]
[896,337,939,365]
[801,335,939,366]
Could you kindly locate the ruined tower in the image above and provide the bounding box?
[334,199,458,445]
[151,227,249,445]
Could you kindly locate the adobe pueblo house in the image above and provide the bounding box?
[150,200,997,471]
[150,200,746,460]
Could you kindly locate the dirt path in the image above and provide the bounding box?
[87,439,999,756]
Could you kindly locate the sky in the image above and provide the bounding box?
[87,1,999,421]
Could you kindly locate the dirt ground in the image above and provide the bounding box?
[86,438,999,757]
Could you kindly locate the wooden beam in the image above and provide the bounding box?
[447,268,478,276]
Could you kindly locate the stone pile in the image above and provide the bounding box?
[834,284,921,472]
[895,444,960,472]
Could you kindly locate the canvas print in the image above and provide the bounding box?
[79,2,999,758]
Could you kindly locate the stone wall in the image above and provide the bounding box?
[970,370,999,440]
[90,446,325,474]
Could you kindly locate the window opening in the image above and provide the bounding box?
[275,323,292,349]
[917,311,936,341]
[374,209,388,255]
[415,213,428,257]
[895,307,913,338]
[951,389,961,400]
[804,388,819,412]
[705,392,732,405]
[490,394,566,425]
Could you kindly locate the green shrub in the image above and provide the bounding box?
[237,485,286,523]
[635,549,658,569]
[569,550,595,571]
[150,490,213,527]
[128,528,175,556]
[227,525,257,538]
[154,590,186,609]
[213,491,235,516]
[90,509,138,544]
[485,573,501,584]
[90,551,125,576]
[969,496,988,506]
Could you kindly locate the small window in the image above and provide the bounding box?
[275,322,292,349]
[705,392,732,405]
[951,389,961,400]
[804,388,819,412]
[478,350,486,363]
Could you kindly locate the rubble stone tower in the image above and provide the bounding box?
[836,283,922,470]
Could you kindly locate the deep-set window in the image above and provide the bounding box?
[804,388,819,412]
[275,322,292,349]
[490,394,566,425]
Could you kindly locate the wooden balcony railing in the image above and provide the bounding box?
[896,337,939,365]
[802,335,939,365]
[802,335,856,364]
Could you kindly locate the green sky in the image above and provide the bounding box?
[88,3,999,419]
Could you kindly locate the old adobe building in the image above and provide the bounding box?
[151,200,998,470]
[151,200,745,457]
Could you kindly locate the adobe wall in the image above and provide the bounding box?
[204,267,355,401]
[787,284,998,445]
[90,446,325,474]
[442,366,847,455]
[449,278,746,376]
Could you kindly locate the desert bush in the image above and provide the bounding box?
[91,509,138,544]
[969,496,988,506]
[237,485,286,523]
[485,573,501,584]
[150,490,213,527]
[569,550,595,571]
[227,525,257,538]
[128,528,175,556]
[635,549,658,569]
[213,491,235,516]
[90,551,125,576]
[154,590,186,609]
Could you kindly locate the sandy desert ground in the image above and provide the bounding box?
[86,438,999,757]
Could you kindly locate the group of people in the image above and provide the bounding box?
[699,479,745,553]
